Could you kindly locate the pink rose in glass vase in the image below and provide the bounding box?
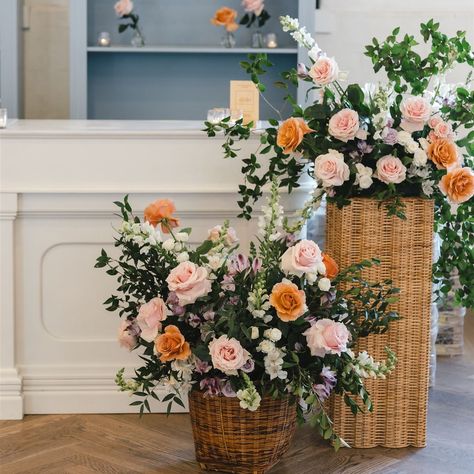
[242,0,265,16]
[114,0,133,17]
[304,319,351,357]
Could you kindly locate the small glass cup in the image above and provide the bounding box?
[265,33,278,48]
[207,108,230,124]
[229,109,244,125]
[97,32,111,47]
[0,108,7,129]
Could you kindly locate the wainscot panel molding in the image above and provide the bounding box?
[0,120,310,419]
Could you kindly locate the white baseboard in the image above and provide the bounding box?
[0,368,24,419]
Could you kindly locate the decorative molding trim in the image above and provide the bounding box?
[0,368,24,419]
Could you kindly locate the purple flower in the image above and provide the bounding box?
[320,290,336,307]
[313,365,337,401]
[200,377,222,397]
[221,380,237,397]
[382,127,398,146]
[187,313,201,328]
[203,310,215,321]
[285,233,297,247]
[228,254,249,275]
[221,274,235,292]
[229,295,240,305]
[297,63,308,78]
[240,358,255,373]
[357,141,374,154]
[386,118,394,128]
[252,258,262,274]
[194,358,211,375]
[167,292,185,316]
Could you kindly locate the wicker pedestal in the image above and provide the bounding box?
[189,391,296,474]
[326,198,434,448]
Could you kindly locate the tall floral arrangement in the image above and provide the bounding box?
[204,17,474,307]
[96,185,398,449]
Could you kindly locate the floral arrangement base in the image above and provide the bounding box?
[326,198,434,448]
[189,391,296,474]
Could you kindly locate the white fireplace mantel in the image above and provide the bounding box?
[0,120,310,419]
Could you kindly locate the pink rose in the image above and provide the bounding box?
[309,56,339,86]
[117,319,137,350]
[428,115,443,129]
[433,121,454,140]
[208,335,250,375]
[328,109,360,142]
[242,0,264,15]
[166,261,212,306]
[136,297,168,342]
[208,225,238,246]
[375,155,407,184]
[303,319,350,357]
[400,96,431,132]
[281,239,323,277]
[114,0,133,16]
[314,150,350,187]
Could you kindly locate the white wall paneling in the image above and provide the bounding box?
[0,120,310,418]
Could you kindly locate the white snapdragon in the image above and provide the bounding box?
[348,349,396,380]
[237,386,261,411]
[354,163,374,190]
[308,45,322,61]
[250,326,260,340]
[264,328,282,342]
[318,277,331,292]
[422,180,435,197]
[280,15,315,50]
[264,347,287,380]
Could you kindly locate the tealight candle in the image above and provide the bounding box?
[265,33,278,49]
[0,108,7,129]
[97,32,111,47]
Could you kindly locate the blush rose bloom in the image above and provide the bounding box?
[144,199,179,234]
[277,117,313,155]
[314,150,350,187]
[166,261,212,306]
[280,239,323,277]
[304,319,351,357]
[117,319,137,350]
[209,335,250,375]
[328,109,360,142]
[375,155,407,184]
[242,0,264,16]
[399,96,431,132]
[114,0,133,16]
[309,56,339,86]
[211,7,239,32]
[208,225,238,246]
[433,121,454,140]
[439,167,474,204]
[154,325,191,363]
[270,281,306,322]
[136,297,168,342]
[427,138,459,170]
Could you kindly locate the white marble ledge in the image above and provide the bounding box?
[0,120,268,140]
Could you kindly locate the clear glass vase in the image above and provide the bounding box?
[131,28,145,47]
[251,30,264,48]
[221,31,236,48]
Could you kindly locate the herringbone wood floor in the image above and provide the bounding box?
[1,318,473,474]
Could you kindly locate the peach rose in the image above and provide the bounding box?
[314,150,350,187]
[304,319,350,357]
[270,280,306,322]
[400,96,431,132]
[166,261,212,306]
[114,0,133,16]
[144,199,179,234]
[276,118,313,155]
[136,297,168,342]
[309,56,339,86]
[281,239,322,277]
[427,139,459,170]
[211,7,239,32]
[375,155,407,184]
[322,253,339,279]
[117,319,137,350]
[154,325,191,363]
[328,109,360,142]
[439,167,474,204]
[242,0,264,16]
[208,335,250,375]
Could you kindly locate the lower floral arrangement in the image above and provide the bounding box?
[96,181,399,471]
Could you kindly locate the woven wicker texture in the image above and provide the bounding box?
[189,391,297,474]
[326,198,434,448]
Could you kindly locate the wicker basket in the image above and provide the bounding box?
[189,390,297,473]
[326,198,434,448]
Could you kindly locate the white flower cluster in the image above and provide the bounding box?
[364,82,394,135]
[162,231,190,262]
[247,282,272,322]
[119,221,162,250]
[354,163,374,190]
[346,349,396,379]
[170,358,194,393]
[257,195,284,241]
[258,337,287,381]
[237,375,261,411]
[280,15,316,51]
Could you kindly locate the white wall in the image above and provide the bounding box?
[315,0,474,86]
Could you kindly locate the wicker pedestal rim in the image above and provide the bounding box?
[326,198,434,448]
[189,391,297,474]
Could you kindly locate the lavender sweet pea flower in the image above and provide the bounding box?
[203,310,215,321]
[357,141,374,154]
[200,377,222,397]
[228,254,249,274]
[220,380,237,397]
[187,313,201,328]
[313,366,337,401]
[240,358,255,373]
[194,357,211,375]
[297,62,308,78]
[252,257,262,273]
[167,291,186,316]
[285,233,297,247]
[320,290,337,307]
[382,127,398,145]
[221,274,235,292]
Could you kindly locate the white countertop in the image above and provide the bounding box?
[0,120,266,139]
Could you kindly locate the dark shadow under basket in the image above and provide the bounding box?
[189,390,297,474]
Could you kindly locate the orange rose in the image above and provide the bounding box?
[322,253,339,279]
[277,118,313,155]
[144,199,179,233]
[210,7,239,32]
[427,138,459,170]
[154,325,191,363]
[270,281,306,322]
[439,167,474,204]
